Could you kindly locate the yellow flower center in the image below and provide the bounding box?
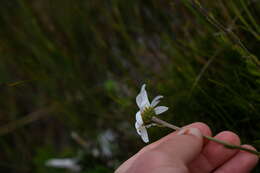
[141,107,156,124]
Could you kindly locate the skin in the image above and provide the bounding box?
[116,122,259,173]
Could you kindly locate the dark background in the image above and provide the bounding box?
[0,0,259,172]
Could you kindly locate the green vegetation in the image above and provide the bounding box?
[0,0,259,172]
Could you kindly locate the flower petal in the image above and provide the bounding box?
[151,95,163,107]
[139,126,149,143]
[135,111,143,124]
[135,122,142,135]
[154,106,168,115]
[136,84,150,109]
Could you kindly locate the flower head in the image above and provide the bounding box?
[135,84,168,143]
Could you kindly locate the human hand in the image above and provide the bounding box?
[116,122,259,173]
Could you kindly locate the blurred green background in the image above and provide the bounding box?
[0,0,259,172]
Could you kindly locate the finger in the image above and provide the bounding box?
[116,122,211,173]
[138,122,211,162]
[117,128,203,173]
[203,131,241,168]
[154,127,203,164]
[151,122,212,148]
[115,154,139,173]
[185,122,212,145]
[189,131,240,173]
[214,145,259,173]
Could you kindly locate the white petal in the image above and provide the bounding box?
[135,111,143,124]
[135,122,142,135]
[136,84,150,109]
[139,126,149,143]
[151,95,163,107]
[154,106,168,115]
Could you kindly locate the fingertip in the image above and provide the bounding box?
[185,122,212,137]
[240,144,259,164]
[241,144,257,151]
[215,131,241,145]
[201,131,241,170]
[154,122,210,145]
[155,122,211,147]
[177,127,202,138]
[214,144,259,173]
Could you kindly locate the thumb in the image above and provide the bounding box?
[156,128,203,164]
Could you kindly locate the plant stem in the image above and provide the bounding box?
[151,117,260,157]
[152,117,181,131]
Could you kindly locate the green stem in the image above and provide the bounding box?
[151,117,260,157]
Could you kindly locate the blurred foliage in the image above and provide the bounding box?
[0,0,259,172]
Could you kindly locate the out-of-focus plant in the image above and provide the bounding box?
[0,0,259,172]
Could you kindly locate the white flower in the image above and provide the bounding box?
[45,158,81,172]
[135,84,168,143]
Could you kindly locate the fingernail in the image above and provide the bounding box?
[177,128,202,138]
